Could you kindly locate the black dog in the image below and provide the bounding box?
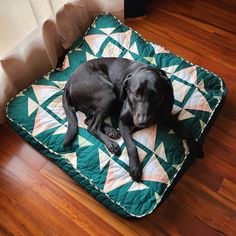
[63,58,203,181]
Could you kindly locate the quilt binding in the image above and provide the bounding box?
[5,13,226,218]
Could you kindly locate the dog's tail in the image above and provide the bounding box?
[62,85,78,147]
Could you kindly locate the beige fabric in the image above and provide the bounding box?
[0,0,124,123]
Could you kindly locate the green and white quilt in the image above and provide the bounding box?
[6,14,226,218]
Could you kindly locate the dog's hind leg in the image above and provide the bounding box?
[85,115,120,139]
[87,111,121,155]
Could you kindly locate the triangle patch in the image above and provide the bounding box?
[99,27,116,35]
[32,85,59,105]
[155,142,167,162]
[32,107,61,136]
[84,34,108,55]
[174,66,198,85]
[172,80,191,103]
[142,154,169,184]
[184,88,212,112]
[86,52,97,61]
[63,152,77,169]
[103,159,132,193]
[47,95,66,120]
[28,97,39,116]
[98,149,111,171]
[133,125,157,152]
[178,109,195,121]
[102,41,122,57]
[110,30,132,50]
[128,182,149,192]
[78,135,93,148]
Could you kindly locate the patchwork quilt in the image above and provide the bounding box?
[6,14,226,218]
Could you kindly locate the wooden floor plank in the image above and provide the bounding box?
[219,178,236,204]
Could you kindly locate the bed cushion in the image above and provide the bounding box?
[6,13,226,218]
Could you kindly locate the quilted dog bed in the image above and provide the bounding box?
[6,14,226,218]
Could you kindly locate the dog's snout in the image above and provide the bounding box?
[136,113,148,127]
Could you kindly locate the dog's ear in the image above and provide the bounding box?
[120,74,132,101]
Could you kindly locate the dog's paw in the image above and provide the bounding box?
[107,141,121,155]
[190,142,204,159]
[129,164,142,182]
[104,126,121,139]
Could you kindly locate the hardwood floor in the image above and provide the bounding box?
[1,0,236,235]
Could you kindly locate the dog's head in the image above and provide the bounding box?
[121,67,173,128]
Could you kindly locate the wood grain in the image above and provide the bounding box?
[1,0,236,235]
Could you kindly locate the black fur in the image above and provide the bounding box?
[63,58,203,181]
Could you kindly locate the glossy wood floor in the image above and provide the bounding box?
[1,0,236,235]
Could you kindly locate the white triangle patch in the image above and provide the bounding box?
[99,27,116,35]
[63,152,77,168]
[110,30,132,50]
[199,119,206,130]
[128,182,148,192]
[84,34,108,55]
[102,41,122,57]
[28,97,39,116]
[144,57,157,66]
[78,135,93,147]
[47,95,66,120]
[32,85,59,105]
[32,107,61,136]
[168,129,175,134]
[151,43,169,54]
[123,51,134,60]
[53,124,67,135]
[98,149,111,171]
[52,80,66,90]
[161,65,178,76]
[173,66,197,85]
[86,52,97,61]
[142,154,169,184]
[172,80,191,102]
[129,42,139,54]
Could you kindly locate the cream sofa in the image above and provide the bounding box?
[0,0,124,123]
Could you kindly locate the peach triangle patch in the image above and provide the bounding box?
[184,88,212,112]
[178,109,195,121]
[103,159,132,193]
[133,125,157,152]
[155,142,167,162]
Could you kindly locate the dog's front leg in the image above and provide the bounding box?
[166,116,204,158]
[119,119,142,182]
